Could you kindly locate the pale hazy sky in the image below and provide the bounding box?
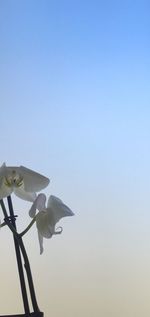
[0,1,150,316]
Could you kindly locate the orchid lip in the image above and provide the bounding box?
[4,175,23,188]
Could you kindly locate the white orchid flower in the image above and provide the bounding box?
[0,163,50,202]
[29,193,74,254]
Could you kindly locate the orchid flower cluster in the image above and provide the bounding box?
[0,163,74,254]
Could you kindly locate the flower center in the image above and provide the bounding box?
[4,170,23,188]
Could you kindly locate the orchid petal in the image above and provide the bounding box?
[14,186,37,202]
[19,166,50,192]
[0,163,7,177]
[36,211,53,238]
[0,163,7,188]
[0,163,14,199]
[47,195,74,224]
[0,182,13,200]
[38,231,44,254]
[29,193,46,218]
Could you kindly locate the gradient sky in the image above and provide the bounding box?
[0,1,150,316]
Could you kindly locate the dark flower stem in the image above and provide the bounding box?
[0,196,40,314]
[7,196,40,313]
[0,199,30,315]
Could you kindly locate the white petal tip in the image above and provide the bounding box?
[40,248,44,255]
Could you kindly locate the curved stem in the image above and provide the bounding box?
[0,221,7,228]
[20,217,36,237]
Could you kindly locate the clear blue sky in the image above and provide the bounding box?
[0,1,150,316]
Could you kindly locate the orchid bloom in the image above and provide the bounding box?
[29,193,74,254]
[0,163,50,202]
